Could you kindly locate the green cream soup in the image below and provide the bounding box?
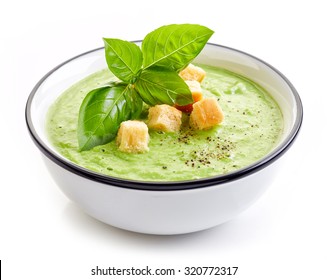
[46,65,283,181]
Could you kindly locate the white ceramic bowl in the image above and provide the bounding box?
[26,43,303,235]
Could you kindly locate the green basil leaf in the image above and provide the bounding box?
[134,68,193,106]
[78,83,143,151]
[103,38,143,83]
[125,85,144,119]
[142,24,214,72]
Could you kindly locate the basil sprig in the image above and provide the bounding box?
[78,24,214,151]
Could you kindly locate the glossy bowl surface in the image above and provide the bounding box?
[26,43,303,234]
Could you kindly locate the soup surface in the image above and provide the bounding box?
[46,65,283,181]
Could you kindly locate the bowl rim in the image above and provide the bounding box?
[25,42,303,191]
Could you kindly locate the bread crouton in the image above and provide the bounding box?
[179,64,206,83]
[175,80,203,113]
[148,104,182,132]
[190,98,224,130]
[117,120,149,153]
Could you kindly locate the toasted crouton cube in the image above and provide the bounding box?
[186,80,202,94]
[185,80,203,102]
[117,120,149,153]
[179,64,206,83]
[175,80,203,113]
[190,98,224,130]
[148,104,182,132]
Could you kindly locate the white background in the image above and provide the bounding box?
[1,0,326,279]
